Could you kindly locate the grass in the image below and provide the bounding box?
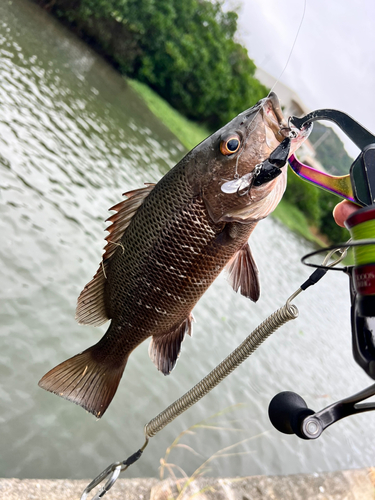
[128,77,323,245]
[272,199,325,246]
[158,404,267,499]
[128,79,211,150]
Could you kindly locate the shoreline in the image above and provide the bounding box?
[28,0,331,248]
[2,468,374,499]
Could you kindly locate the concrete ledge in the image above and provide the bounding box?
[1,469,374,500]
[151,469,375,499]
[0,478,158,499]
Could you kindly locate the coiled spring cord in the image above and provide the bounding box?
[144,242,350,440]
[81,295,300,500]
[145,301,298,438]
[81,243,349,500]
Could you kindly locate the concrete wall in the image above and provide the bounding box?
[1,468,374,499]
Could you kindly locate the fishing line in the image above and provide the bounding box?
[232,0,307,179]
[268,0,307,97]
[349,219,375,265]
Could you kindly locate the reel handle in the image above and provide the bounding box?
[269,385,375,440]
[268,391,315,439]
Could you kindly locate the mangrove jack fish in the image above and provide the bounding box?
[39,93,310,417]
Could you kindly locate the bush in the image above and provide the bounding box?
[284,170,350,243]
[284,171,321,226]
[48,0,268,128]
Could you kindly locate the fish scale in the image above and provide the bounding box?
[108,192,248,340]
[38,93,311,417]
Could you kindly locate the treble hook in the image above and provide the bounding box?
[236,163,262,197]
[278,117,298,139]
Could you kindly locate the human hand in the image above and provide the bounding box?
[333,200,358,227]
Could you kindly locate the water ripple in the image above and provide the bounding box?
[1,0,374,483]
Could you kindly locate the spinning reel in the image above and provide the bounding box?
[268,109,375,439]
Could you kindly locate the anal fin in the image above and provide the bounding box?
[226,243,260,302]
[148,315,193,375]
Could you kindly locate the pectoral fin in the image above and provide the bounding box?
[149,315,193,375]
[226,243,260,302]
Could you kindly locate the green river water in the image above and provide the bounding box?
[0,0,374,482]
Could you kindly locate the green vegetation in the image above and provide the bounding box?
[128,79,210,150]
[309,122,353,175]
[38,0,351,245]
[46,0,268,128]
[284,169,350,244]
[271,199,323,245]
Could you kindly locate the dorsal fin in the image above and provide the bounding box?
[226,243,260,302]
[75,183,155,326]
[148,315,193,375]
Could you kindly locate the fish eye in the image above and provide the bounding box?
[220,135,241,155]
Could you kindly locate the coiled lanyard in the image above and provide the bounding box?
[81,245,348,500]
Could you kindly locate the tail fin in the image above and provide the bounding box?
[38,347,127,418]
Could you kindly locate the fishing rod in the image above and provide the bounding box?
[81,108,375,499]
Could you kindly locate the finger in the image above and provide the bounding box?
[333,200,358,227]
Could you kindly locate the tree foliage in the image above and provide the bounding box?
[42,0,349,244]
[54,0,268,128]
[309,122,353,175]
[284,171,349,243]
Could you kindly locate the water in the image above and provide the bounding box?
[0,0,374,482]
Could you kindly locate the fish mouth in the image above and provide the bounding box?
[261,92,289,143]
[261,92,312,152]
[289,119,312,155]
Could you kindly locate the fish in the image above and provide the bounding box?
[39,92,310,418]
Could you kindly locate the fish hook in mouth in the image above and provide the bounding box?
[278,117,301,139]
[279,126,298,139]
[236,164,263,197]
[221,164,262,196]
